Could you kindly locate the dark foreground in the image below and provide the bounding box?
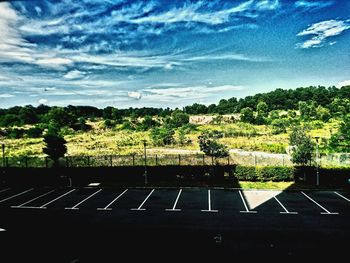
[1,187,350,262]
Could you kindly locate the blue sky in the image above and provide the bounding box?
[0,0,349,109]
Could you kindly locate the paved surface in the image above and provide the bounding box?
[1,186,350,261]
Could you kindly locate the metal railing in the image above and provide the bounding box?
[2,152,350,168]
[0,154,234,168]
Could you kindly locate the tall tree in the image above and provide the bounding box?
[328,115,350,152]
[198,134,229,160]
[289,126,315,166]
[43,126,67,167]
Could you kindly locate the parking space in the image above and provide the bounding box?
[0,186,349,215]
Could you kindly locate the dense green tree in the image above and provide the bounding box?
[240,107,255,123]
[198,134,229,159]
[0,114,22,127]
[139,115,159,131]
[289,126,315,166]
[150,127,175,146]
[44,107,76,127]
[166,110,189,128]
[19,105,38,124]
[26,126,43,138]
[184,103,208,114]
[328,115,350,152]
[315,105,331,122]
[43,127,67,167]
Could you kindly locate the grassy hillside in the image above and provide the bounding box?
[1,117,339,158]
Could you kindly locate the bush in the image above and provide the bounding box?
[234,165,294,182]
[234,166,257,180]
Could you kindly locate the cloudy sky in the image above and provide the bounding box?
[0,0,349,109]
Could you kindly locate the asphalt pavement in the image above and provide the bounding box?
[1,186,350,262]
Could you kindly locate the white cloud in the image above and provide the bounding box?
[0,3,75,70]
[143,85,243,101]
[128,91,142,100]
[131,0,278,25]
[38,98,48,104]
[296,19,350,48]
[183,53,272,63]
[63,70,85,80]
[0,2,36,63]
[36,57,73,69]
[294,1,334,11]
[35,6,42,16]
[255,0,279,11]
[338,80,350,87]
[0,93,15,98]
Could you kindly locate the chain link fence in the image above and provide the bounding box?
[0,154,233,168]
[1,152,350,168]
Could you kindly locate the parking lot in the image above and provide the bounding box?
[1,186,350,261]
[0,186,349,214]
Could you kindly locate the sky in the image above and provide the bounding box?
[0,0,349,109]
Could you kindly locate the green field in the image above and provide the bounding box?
[1,118,339,159]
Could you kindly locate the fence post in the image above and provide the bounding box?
[203,154,205,165]
[211,156,214,165]
[254,154,257,167]
[132,154,135,166]
[228,155,230,166]
[156,154,158,166]
[179,154,181,166]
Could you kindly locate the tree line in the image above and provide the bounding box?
[1,85,349,128]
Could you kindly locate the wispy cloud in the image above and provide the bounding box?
[131,0,279,25]
[128,91,142,100]
[294,0,334,11]
[63,70,86,80]
[183,53,273,63]
[0,93,15,98]
[296,19,350,48]
[338,80,350,87]
[142,85,244,102]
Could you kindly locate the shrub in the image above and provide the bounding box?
[234,166,257,180]
[234,165,294,182]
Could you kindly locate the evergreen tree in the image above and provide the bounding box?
[43,127,67,167]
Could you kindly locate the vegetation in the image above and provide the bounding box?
[289,126,315,166]
[234,166,295,181]
[1,85,350,166]
[42,126,67,167]
[198,133,229,160]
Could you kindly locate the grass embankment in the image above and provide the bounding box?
[238,181,294,190]
[1,118,339,158]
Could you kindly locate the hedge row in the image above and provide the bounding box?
[233,166,295,182]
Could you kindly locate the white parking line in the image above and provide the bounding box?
[0,188,34,203]
[11,189,56,208]
[165,188,182,211]
[97,189,128,211]
[239,190,257,213]
[0,188,10,193]
[274,196,298,214]
[0,228,5,232]
[301,191,339,215]
[65,189,102,210]
[201,189,218,212]
[39,189,76,208]
[131,189,155,211]
[334,191,350,202]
